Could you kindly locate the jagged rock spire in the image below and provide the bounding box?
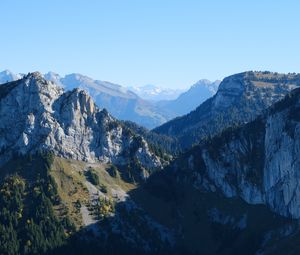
[0,74,162,175]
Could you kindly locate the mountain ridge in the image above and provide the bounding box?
[0,72,165,181]
[167,85,300,218]
[124,85,300,254]
[128,84,185,101]
[154,71,300,149]
[0,70,219,129]
[156,79,220,118]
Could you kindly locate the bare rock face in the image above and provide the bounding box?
[173,87,300,219]
[213,71,298,111]
[0,73,162,172]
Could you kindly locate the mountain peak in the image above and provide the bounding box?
[23,71,63,94]
[26,71,43,77]
[224,70,300,83]
[194,79,212,85]
[0,76,163,174]
[1,69,13,75]
[0,69,21,84]
[175,84,300,218]
[129,84,185,101]
[191,79,220,94]
[44,71,63,87]
[44,71,61,79]
[155,71,300,149]
[217,70,300,98]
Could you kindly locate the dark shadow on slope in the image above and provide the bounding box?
[127,168,300,255]
[49,165,300,255]
[52,165,300,255]
[2,153,300,255]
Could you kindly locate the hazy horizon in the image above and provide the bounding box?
[1,0,300,89]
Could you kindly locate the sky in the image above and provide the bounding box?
[1,0,300,89]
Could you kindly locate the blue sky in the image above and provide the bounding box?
[1,0,299,89]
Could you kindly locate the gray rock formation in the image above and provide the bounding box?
[173,87,300,218]
[0,73,162,173]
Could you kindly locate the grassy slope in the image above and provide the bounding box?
[50,158,90,228]
[0,155,136,227]
[50,157,136,229]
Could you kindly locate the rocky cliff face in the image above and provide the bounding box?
[0,73,163,174]
[154,71,300,149]
[172,87,300,218]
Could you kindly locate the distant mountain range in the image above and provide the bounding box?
[156,79,220,117]
[0,69,22,83]
[128,84,185,101]
[0,70,219,129]
[45,72,168,129]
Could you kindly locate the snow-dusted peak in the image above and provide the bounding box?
[61,73,137,99]
[191,79,221,95]
[129,84,185,101]
[44,71,63,87]
[0,69,22,84]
